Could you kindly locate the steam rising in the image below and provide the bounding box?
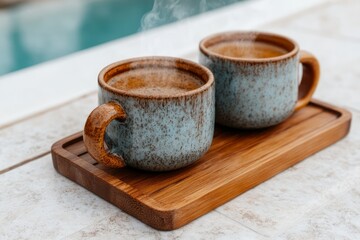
[140,0,239,31]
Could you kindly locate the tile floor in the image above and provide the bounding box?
[1,0,359,239]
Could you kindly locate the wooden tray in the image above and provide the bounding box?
[52,100,351,231]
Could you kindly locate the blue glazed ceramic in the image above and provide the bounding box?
[199,31,320,129]
[83,57,215,171]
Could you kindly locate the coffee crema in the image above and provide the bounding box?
[107,68,204,96]
[208,40,288,59]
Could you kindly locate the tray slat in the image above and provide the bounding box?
[52,100,351,230]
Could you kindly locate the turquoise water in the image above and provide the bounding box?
[0,0,243,76]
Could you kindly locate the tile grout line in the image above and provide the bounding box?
[0,151,50,174]
[347,106,360,114]
[0,90,97,131]
[1,104,356,175]
[214,209,269,238]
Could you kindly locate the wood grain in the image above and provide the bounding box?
[51,100,351,231]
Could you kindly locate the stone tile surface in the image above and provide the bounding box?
[278,185,360,240]
[0,93,97,172]
[1,0,360,239]
[0,155,117,240]
[216,110,360,237]
[0,156,265,240]
[283,0,360,40]
[63,211,266,240]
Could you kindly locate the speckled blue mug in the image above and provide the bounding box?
[83,57,215,171]
[199,31,320,128]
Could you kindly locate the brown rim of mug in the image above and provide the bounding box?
[98,56,214,100]
[199,31,300,63]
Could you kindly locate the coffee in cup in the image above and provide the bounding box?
[84,57,215,171]
[199,31,320,129]
[107,67,204,96]
[207,40,288,59]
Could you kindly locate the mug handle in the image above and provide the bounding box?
[295,50,320,111]
[83,101,127,168]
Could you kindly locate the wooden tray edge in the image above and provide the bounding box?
[51,100,352,230]
[51,134,178,230]
[171,100,352,229]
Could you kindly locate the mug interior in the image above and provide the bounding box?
[200,31,298,61]
[99,57,214,99]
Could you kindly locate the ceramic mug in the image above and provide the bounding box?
[199,31,320,128]
[83,57,215,171]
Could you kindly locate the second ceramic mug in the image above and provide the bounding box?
[199,31,320,128]
[83,57,215,171]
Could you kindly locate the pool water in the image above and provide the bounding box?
[0,0,244,76]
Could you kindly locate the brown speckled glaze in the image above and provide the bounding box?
[199,31,320,128]
[83,57,215,171]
